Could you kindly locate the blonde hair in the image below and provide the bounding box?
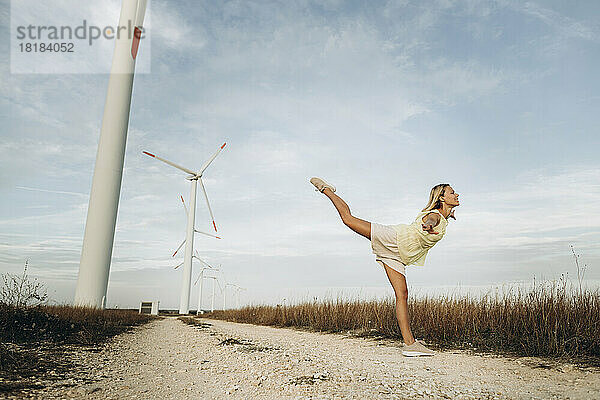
[422,183,450,212]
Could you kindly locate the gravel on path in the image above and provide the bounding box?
[36,317,600,400]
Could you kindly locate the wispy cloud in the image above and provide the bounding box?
[519,1,598,42]
[15,186,88,198]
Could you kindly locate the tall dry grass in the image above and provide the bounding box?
[1,304,156,393]
[1,261,155,345]
[0,304,155,345]
[1,262,157,393]
[204,279,600,361]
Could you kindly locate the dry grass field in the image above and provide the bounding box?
[0,304,155,395]
[204,279,600,363]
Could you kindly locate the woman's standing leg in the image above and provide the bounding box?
[314,180,424,350]
[321,188,371,240]
[381,262,416,345]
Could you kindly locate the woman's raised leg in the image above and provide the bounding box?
[322,188,371,239]
[381,261,416,345]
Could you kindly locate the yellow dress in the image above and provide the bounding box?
[392,209,448,266]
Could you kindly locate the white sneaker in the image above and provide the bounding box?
[310,177,336,193]
[402,340,435,357]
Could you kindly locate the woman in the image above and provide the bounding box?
[310,177,459,357]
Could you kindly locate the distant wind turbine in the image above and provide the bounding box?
[205,275,223,312]
[193,258,218,314]
[143,143,226,314]
[224,283,246,310]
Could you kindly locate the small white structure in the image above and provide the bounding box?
[139,301,159,315]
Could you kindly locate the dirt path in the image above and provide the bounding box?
[39,317,599,399]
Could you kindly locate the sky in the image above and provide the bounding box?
[1,0,599,309]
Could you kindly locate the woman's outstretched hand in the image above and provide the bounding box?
[422,223,439,234]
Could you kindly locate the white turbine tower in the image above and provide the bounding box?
[75,0,148,308]
[143,143,226,314]
[223,283,237,310]
[206,275,223,312]
[193,258,218,314]
[223,283,233,310]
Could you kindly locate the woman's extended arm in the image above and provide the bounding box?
[421,213,441,234]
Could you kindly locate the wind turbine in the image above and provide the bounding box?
[234,286,246,309]
[224,283,246,310]
[223,283,235,310]
[205,275,223,312]
[172,196,220,315]
[193,259,218,314]
[75,0,148,308]
[200,266,225,312]
[143,143,226,314]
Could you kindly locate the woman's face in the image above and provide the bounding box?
[441,186,460,207]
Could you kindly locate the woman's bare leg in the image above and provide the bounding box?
[319,186,414,344]
[322,188,371,239]
[381,262,415,345]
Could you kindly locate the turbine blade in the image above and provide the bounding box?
[174,261,184,270]
[193,254,213,269]
[143,151,198,176]
[172,239,185,257]
[197,142,226,176]
[199,178,217,232]
[194,229,221,239]
[180,195,188,216]
[194,274,201,285]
